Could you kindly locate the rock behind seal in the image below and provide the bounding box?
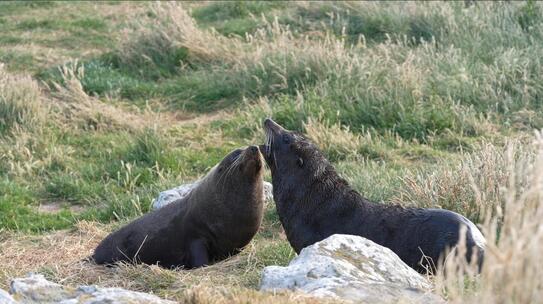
[4,273,174,304]
[260,234,444,303]
[152,180,273,210]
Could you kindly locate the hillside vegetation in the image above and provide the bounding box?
[0,2,542,303]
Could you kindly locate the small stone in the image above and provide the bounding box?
[263,181,273,201]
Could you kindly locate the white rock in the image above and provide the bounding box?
[260,234,444,303]
[151,182,199,210]
[6,273,174,304]
[0,288,16,304]
[262,181,273,202]
[152,181,273,210]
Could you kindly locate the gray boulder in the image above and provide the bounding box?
[4,273,174,304]
[260,234,444,303]
[152,180,273,210]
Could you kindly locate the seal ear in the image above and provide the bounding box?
[297,157,304,167]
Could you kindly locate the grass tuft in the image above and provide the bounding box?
[0,63,45,135]
[434,131,543,303]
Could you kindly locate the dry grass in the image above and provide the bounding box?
[118,2,237,73]
[432,131,543,303]
[0,63,45,134]
[0,219,331,303]
[49,61,160,132]
[0,221,108,288]
[393,140,533,223]
[0,2,149,70]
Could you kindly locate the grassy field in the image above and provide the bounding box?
[0,1,542,303]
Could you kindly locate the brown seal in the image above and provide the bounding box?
[261,118,485,273]
[93,146,264,268]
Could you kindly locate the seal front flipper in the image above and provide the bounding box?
[187,238,209,268]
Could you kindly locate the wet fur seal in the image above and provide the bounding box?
[261,118,485,273]
[93,146,264,268]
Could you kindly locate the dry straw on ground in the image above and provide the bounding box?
[0,221,330,303]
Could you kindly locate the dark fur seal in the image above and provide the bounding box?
[261,118,485,273]
[93,146,264,268]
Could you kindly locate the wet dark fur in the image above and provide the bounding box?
[93,146,264,269]
[262,119,485,273]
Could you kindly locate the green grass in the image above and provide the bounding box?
[192,1,286,36]
[2,0,540,237]
[1,1,543,303]
[24,0,541,230]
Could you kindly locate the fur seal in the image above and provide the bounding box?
[261,118,485,273]
[93,146,264,268]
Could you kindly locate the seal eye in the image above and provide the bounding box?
[218,167,223,173]
[297,158,304,167]
[283,134,290,144]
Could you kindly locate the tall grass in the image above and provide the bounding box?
[0,63,44,134]
[434,131,543,303]
[50,62,151,132]
[116,2,236,80]
[393,141,530,223]
[101,2,543,143]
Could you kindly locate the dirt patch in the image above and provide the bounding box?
[38,202,86,214]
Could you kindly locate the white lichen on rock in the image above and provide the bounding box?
[260,234,444,303]
[5,273,174,304]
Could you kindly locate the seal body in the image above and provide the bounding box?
[93,146,264,268]
[262,119,485,273]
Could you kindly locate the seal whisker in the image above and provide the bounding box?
[266,128,273,157]
[217,154,239,189]
[219,152,243,192]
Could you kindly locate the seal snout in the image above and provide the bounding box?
[249,145,259,154]
[263,118,283,134]
[243,145,259,157]
[242,145,262,162]
[263,118,284,158]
